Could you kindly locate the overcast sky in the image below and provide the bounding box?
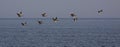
[0,0,120,18]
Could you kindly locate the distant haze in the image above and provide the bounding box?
[0,0,120,18]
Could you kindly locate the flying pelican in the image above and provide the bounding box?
[70,13,78,22]
[17,11,23,17]
[70,13,76,17]
[52,17,59,22]
[21,22,27,26]
[98,9,103,13]
[21,23,25,26]
[41,12,47,17]
[38,20,42,24]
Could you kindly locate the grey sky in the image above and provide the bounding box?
[0,0,120,18]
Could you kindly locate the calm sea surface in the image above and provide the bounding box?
[0,18,120,47]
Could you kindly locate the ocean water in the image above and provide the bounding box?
[0,18,120,47]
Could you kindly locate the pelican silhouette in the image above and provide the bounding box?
[41,13,47,17]
[98,9,103,13]
[38,21,42,24]
[70,13,76,17]
[70,13,77,22]
[17,11,23,17]
[21,22,27,26]
[52,17,59,22]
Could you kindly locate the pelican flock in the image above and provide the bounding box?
[37,12,47,24]
[17,10,28,26]
[16,9,104,26]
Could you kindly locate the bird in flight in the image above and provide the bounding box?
[41,12,47,17]
[98,9,103,13]
[52,17,59,22]
[38,20,43,24]
[21,22,27,26]
[70,13,76,17]
[17,11,23,17]
[70,13,78,22]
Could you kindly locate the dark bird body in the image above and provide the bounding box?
[21,23,25,26]
[52,17,59,22]
[38,21,42,24]
[70,13,76,17]
[21,22,27,26]
[41,13,47,17]
[70,13,78,22]
[17,11,23,17]
[17,13,21,17]
[98,9,103,13]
